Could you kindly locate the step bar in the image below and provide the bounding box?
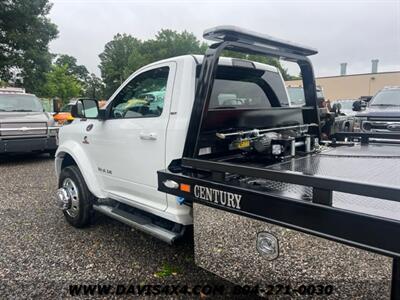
[93,204,182,244]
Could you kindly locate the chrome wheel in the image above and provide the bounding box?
[62,178,80,218]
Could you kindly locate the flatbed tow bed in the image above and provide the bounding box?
[159,140,400,298]
[157,26,400,298]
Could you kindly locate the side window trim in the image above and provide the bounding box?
[105,62,176,120]
[110,66,169,119]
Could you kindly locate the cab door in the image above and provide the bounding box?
[88,62,176,212]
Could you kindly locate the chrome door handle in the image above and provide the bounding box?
[139,132,157,140]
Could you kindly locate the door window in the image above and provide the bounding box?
[111,67,169,118]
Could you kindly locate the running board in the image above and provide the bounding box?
[93,204,182,244]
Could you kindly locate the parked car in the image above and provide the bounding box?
[286,85,341,136]
[326,99,357,133]
[286,85,324,106]
[353,86,400,133]
[0,87,58,156]
[330,99,358,116]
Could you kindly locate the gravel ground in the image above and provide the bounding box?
[0,155,238,299]
[194,204,393,299]
[0,155,394,299]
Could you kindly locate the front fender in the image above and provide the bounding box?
[55,141,107,199]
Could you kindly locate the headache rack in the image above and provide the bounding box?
[158,26,400,299]
[183,26,321,159]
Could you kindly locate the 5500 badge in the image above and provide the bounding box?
[98,167,112,175]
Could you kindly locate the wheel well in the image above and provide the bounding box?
[342,121,350,130]
[61,153,77,170]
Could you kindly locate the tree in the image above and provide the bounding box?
[0,0,58,94]
[99,30,207,98]
[54,54,90,83]
[99,29,294,97]
[54,54,106,99]
[42,64,82,104]
[141,29,207,62]
[84,73,105,100]
[99,34,142,97]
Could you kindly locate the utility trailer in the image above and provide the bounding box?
[158,26,400,299]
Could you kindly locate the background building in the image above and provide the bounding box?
[286,61,400,101]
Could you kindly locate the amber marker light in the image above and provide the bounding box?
[180,184,191,193]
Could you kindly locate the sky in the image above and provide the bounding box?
[49,0,400,78]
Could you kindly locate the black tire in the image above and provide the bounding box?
[343,122,350,132]
[59,165,94,228]
[48,150,56,158]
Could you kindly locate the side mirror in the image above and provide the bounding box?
[352,100,363,111]
[361,101,367,108]
[71,99,100,119]
[98,109,107,120]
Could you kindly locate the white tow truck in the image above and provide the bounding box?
[55,49,289,239]
[55,26,400,299]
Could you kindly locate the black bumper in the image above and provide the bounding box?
[0,136,57,154]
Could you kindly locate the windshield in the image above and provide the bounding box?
[287,87,305,106]
[370,89,400,106]
[287,86,324,106]
[333,101,353,110]
[0,94,43,112]
[340,101,353,110]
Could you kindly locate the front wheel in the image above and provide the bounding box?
[58,165,94,228]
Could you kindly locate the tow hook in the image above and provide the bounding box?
[55,188,71,210]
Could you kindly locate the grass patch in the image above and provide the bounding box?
[154,263,181,278]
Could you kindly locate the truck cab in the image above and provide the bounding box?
[353,86,400,133]
[0,87,58,156]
